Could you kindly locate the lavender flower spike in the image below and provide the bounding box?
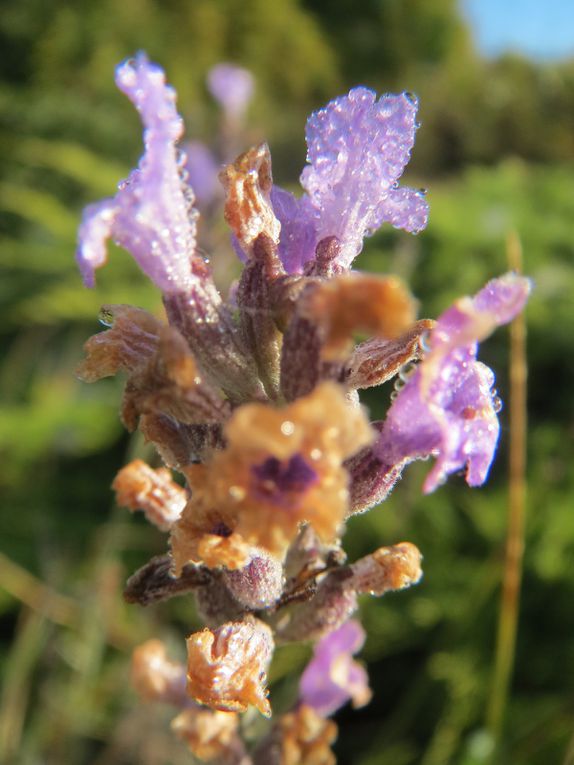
[302,87,429,269]
[299,619,371,717]
[77,54,197,293]
[376,273,531,494]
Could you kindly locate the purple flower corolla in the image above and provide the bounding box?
[76,54,197,293]
[271,88,429,273]
[375,273,531,493]
[299,619,371,717]
[208,63,254,119]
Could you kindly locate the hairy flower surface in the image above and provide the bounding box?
[171,382,374,568]
[76,54,197,293]
[376,273,531,493]
[186,620,273,716]
[299,620,371,717]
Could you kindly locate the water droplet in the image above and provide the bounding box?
[399,362,418,383]
[310,448,322,461]
[419,330,432,354]
[98,307,115,327]
[492,396,503,413]
[280,420,295,436]
[394,377,406,392]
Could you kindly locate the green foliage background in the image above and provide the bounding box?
[1,1,573,763]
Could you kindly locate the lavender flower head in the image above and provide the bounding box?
[299,619,371,717]
[208,63,254,119]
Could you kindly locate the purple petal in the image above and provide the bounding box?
[77,54,197,293]
[299,619,370,717]
[300,88,428,268]
[208,63,254,118]
[271,186,317,273]
[375,274,531,493]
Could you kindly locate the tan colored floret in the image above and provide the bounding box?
[113,459,186,530]
[186,619,273,717]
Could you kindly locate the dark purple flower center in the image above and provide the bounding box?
[251,453,318,505]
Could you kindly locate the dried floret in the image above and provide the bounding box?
[171,707,243,762]
[186,619,274,716]
[131,639,188,707]
[113,459,186,530]
[220,144,281,254]
[171,383,373,568]
[121,324,230,430]
[278,705,338,765]
[76,305,161,383]
[349,542,422,595]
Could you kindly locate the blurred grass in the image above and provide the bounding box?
[1,1,573,764]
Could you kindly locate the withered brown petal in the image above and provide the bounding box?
[220,143,281,253]
[349,542,423,595]
[113,459,187,530]
[301,273,417,362]
[345,318,435,389]
[121,325,230,431]
[186,619,274,717]
[77,305,161,382]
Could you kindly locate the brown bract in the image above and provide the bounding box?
[186,619,273,717]
[122,324,230,431]
[220,143,281,254]
[171,708,241,762]
[76,305,161,382]
[131,639,188,707]
[279,705,337,765]
[113,459,186,530]
[296,274,417,362]
[345,318,435,389]
[171,383,374,569]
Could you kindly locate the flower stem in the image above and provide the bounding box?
[487,231,528,744]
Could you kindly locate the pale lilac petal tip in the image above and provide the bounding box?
[299,87,425,267]
[115,53,183,142]
[376,273,531,493]
[76,54,197,293]
[299,619,370,717]
[76,199,117,288]
[208,63,254,118]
